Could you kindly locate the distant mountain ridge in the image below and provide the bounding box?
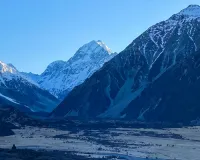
[24,40,117,100]
[50,5,200,123]
[0,61,59,112]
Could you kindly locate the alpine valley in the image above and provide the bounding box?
[2,5,200,123]
[2,4,200,160]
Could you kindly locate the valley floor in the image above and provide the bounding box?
[0,123,199,160]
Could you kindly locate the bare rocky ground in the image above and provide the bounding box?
[0,120,200,160]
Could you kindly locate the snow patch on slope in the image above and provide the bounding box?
[0,93,20,105]
[0,61,17,74]
[96,40,113,54]
[99,79,146,118]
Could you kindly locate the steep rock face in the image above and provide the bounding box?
[0,61,59,112]
[51,5,200,120]
[37,40,116,100]
[123,49,200,123]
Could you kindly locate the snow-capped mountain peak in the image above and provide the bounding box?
[0,61,39,86]
[74,40,113,58]
[34,40,116,100]
[0,61,17,74]
[178,5,200,17]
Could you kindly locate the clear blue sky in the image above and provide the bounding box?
[1,0,200,74]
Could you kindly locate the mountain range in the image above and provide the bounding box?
[0,40,116,112]
[23,40,116,100]
[1,5,200,123]
[50,5,200,123]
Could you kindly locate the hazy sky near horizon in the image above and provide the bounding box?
[1,0,200,74]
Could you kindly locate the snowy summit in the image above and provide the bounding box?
[0,61,17,74]
[178,5,200,17]
[29,40,117,100]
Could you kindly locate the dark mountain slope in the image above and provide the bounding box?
[52,5,200,121]
[123,49,200,123]
[51,48,148,118]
